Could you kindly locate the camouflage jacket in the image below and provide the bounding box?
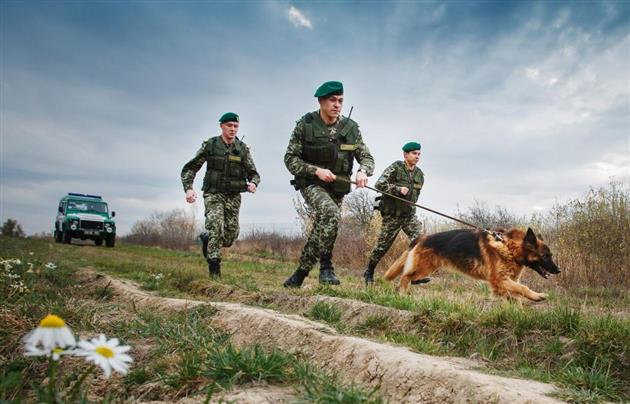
[181,136,260,192]
[375,161,424,197]
[284,111,375,178]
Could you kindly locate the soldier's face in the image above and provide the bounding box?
[319,95,343,120]
[404,150,421,166]
[220,121,239,140]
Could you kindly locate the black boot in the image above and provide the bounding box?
[363,261,377,285]
[283,269,309,288]
[411,277,431,285]
[319,253,340,285]
[208,258,221,278]
[199,232,209,259]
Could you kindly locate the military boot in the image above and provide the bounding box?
[319,253,340,285]
[283,269,309,288]
[199,232,209,259]
[207,258,221,278]
[363,261,377,285]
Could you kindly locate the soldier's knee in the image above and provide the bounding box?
[319,205,341,223]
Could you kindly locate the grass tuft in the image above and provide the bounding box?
[309,301,342,324]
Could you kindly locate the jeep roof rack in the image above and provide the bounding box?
[68,193,102,199]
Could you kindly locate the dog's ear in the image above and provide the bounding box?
[524,228,538,246]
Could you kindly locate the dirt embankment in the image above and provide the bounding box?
[79,269,562,403]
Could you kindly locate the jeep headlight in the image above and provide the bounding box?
[70,220,78,231]
[105,223,114,233]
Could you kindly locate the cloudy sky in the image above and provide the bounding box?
[1,1,629,235]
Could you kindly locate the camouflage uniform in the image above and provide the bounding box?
[365,161,424,282]
[181,136,260,261]
[284,111,374,285]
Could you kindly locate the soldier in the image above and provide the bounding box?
[181,112,260,277]
[363,142,430,285]
[284,81,375,288]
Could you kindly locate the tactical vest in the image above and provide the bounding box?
[378,161,424,217]
[292,112,359,196]
[202,136,249,193]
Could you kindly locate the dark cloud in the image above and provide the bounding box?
[1,1,628,235]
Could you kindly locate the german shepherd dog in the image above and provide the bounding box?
[383,228,561,301]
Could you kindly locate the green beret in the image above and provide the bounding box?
[402,142,421,152]
[314,81,344,98]
[219,112,239,123]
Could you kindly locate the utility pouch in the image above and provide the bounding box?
[230,180,248,193]
[291,177,310,191]
[331,175,351,195]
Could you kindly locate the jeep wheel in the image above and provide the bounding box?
[105,236,115,248]
[54,230,62,243]
[62,230,72,244]
[95,238,103,246]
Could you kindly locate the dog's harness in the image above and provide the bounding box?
[483,229,504,242]
[336,177,505,241]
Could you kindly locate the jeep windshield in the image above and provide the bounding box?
[67,200,108,213]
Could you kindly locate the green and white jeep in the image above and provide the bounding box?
[54,193,116,247]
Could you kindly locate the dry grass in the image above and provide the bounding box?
[233,181,629,295]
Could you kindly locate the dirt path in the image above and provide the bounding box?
[80,269,562,403]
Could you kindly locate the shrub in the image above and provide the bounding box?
[1,219,25,238]
[124,208,201,250]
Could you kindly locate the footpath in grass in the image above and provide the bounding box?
[2,236,629,403]
[0,236,381,402]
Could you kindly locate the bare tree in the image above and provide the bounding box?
[125,207,201,250]
[458,200,524,229]
[343,189,377,230]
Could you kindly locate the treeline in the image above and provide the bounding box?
[125,181,629,291]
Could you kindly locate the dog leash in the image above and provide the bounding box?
[337,177,504,242]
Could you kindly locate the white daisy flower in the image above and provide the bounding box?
[23,314,76,350]
[76,334,133,378]
[24,345,73,361]
[45,262,57,270]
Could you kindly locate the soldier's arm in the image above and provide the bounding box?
[180,142,207,192]
[374,163,399,194]
[284,121,319,177]
[243,147,261,186]
[353,129,375,176]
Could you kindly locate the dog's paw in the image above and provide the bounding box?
[533,293,548,301]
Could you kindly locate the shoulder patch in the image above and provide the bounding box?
[304,112,313,124]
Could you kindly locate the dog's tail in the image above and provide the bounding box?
[383,249,409,281]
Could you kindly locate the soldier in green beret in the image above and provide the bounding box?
[362,141,430,284]
[181,112,260,277]
[284,81,375,288]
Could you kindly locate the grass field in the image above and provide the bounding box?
[2,235,629,403]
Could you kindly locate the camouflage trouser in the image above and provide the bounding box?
[297,184,344,273]
[368,213,423,266]
[203,192,241,260]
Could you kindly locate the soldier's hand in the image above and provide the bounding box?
[399,187,409,196]
[247,183,257,193]
[315,168,336,183]
[355,171,368,188]
[185,189,197,203]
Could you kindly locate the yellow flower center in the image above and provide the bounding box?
[95,346,114,358]
[52,347,64,354]
[39,314,65,328]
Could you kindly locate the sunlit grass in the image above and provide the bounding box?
[2,235,629,402]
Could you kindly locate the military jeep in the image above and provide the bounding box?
[54,193,116,247]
